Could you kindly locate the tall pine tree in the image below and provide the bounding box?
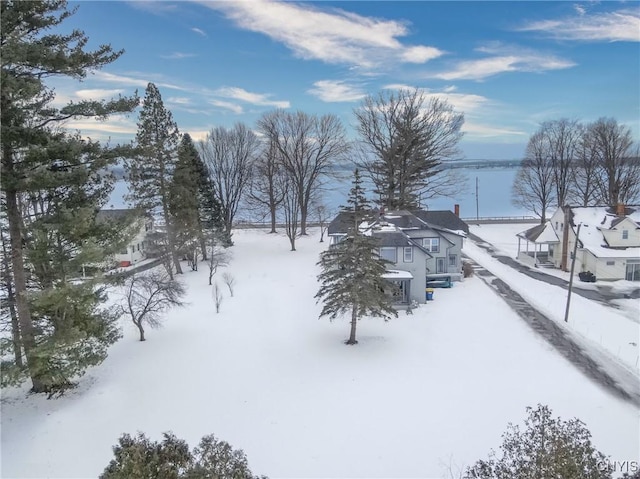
[1,0,138,392]
[126,83,183,278]
[315,170,397,345]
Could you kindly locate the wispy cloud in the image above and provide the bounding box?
[75,89,124,100]
[160,52,197,60]
[519,8,640,42]
[209,99,244,114]
[214,86,290,108]
[429,44,575,81]
[191,27,207,37]
[128,1,178,15]
[382,83,489,114]
[199,0,443,69]
[308,80,366,103]
[63,114,138,136]
[167,97,192,105]
[91,71,188,91]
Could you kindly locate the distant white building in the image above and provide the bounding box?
[517,205,640,281]
[96,209,154,266]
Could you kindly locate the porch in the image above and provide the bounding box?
[516,221,559,268]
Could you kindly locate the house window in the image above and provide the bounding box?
[555,221,558,230]
[606,260,615,266]
[120,248,127,255]
[137,243,140,251]
[131,246,135,254]
[560,222,563,231]
[622,230,629,240]
[449,254,457,267]
[379,247,397,263]
[422,237,440,253]
[403,247,413,263]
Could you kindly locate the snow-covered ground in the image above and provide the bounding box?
[469,223,640,376]
[2,229,639,478]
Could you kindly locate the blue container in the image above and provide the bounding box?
[426,288,434,301]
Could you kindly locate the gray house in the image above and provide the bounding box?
[328,209,468,304]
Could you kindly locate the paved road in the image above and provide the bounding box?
[468,232,640,307]
[464,258,640,407]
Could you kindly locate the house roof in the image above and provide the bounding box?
[568,205,640,258]
[372,230,433,257]
[382,270,413,280]
[328,209,469,235]
[411,210,470,234]
[517,221,559,244]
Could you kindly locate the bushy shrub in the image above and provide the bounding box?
[100,432,265,479]
[462,261,474,278]
[466,404,612,479]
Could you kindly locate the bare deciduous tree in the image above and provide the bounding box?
[257,110,349,236]
[248,138,286,234]
[542,119,581,208]
[281,174,301,251]
[212,282,223,314]
[222,272,235,297]
[312,201,331,243]
[119,270,186,341]
[512,131,555,223]
[354,88,465,209]
[589,117,639,206]
[570,126,601,206]
[198,124,259,244]
[207,242,230,286]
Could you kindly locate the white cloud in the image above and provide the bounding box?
[75,88,125,100]
[382,83,415,91]
[430,44,575,81]
[167,97,192,105]
[463,122,527,138]
[128,1,178,14]
[519,9,640,42]
[307,80,366,103]
[91,71,188,91]
[199,0,443,68]
[160,52,197,60]
[63,114,137,136]
[209,99,244,114]
[214,86,290,108]
[191,27,207,37]
[573,4,586,16]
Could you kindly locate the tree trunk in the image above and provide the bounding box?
[6,184,45,391]
[289,236,296,251]
[135,321,146,341]
[2,239,23,367]
[269,204,277,233]
[199,235,208,261]
[346,306,358,345]
[299,202,308,235]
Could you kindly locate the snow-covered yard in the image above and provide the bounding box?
[469,223,640,377]
[2,229,639,478]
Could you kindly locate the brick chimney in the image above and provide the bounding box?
[616,203,626,216]
[454,204,460,217]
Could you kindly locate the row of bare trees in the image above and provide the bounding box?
[512,118,639,222]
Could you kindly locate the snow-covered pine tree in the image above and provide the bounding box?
[127,83,182,278]
[1,0,138,393]
[315,169,397,345]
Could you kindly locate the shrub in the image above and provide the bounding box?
[462,261,474,278]
[100,431,265,479]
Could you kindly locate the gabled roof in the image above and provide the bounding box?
[517,221,559,244]
[373,229,433,257]
[411,210,470,234]
[327,210,378,235]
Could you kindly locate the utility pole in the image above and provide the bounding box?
[564,223,582,323]
[475,176,479,221]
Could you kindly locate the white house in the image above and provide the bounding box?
[328,209,469,304]
[517,205,640,281]
[96,208,154,266]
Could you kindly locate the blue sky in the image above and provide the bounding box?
[54,1,639,159]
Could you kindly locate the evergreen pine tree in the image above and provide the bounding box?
[315,169,397,345]
[127,83,183,278]
[1,0,138,393]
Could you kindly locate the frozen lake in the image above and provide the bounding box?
[108,165,527,219]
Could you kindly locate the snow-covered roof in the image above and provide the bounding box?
[571,206,640,258]
[382,270,413,280]
[517,221,559,244]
